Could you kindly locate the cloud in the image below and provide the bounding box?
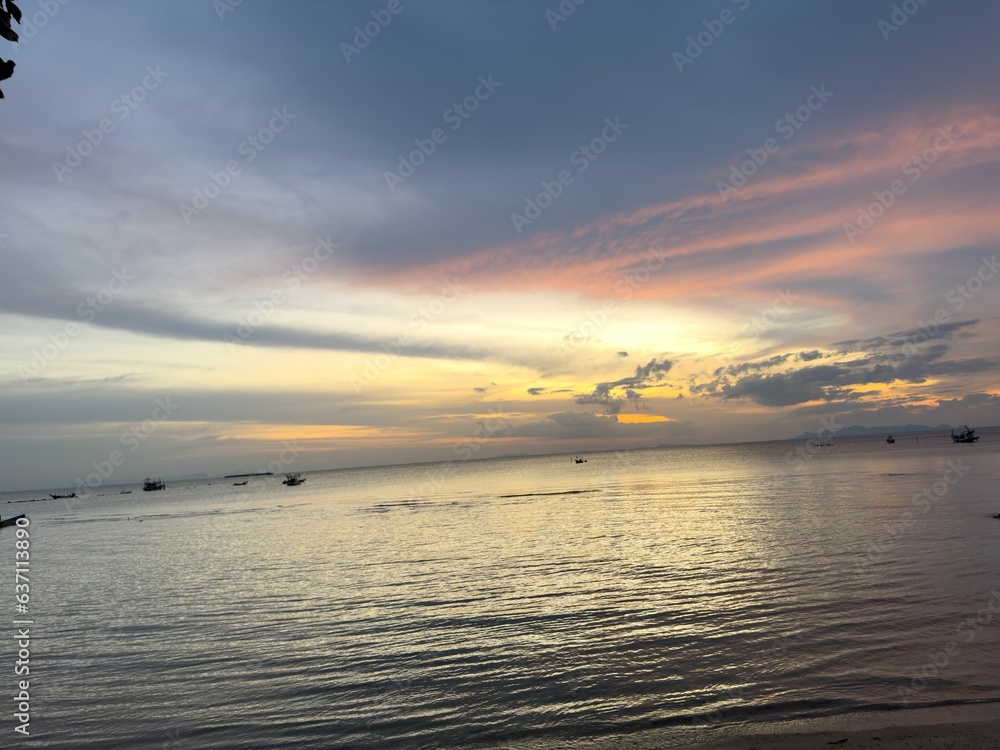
[833,319,980,354]
[935,392,1000,410]
[527,387,545,396]
[575,357,673,414]
[693,319,998,407]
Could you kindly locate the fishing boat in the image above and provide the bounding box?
[49,492,77,499]
[950,426,980,443]
[886,435,895,444]
[282,473,305,486]
[233,481,248,486]
[143,478,166,491]
[1,514,26,528]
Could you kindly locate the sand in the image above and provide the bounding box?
[671,718,1000,750]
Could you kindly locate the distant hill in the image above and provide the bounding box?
[792,423,951,440]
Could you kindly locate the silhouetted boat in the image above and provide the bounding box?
[950,426,980,443]
[886,435,895,444]
[282,473,305,486]
[143,478,166,491]
[574,457,587,463]
[49,492,76,499]
[233,481,248,486]
[1,514,26,528]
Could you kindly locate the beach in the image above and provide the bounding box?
[674,718,1000,750]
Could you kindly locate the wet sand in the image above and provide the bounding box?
[672,718,1000,750]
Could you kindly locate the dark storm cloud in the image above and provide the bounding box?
[576,357,672,413]
[694,319,997,407]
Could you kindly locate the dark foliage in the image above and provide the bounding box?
[0,0,22,99]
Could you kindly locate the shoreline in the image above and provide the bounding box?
[671,717,1000,749]
[571,704,1000,750]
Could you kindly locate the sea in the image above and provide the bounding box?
[2,429,999,749]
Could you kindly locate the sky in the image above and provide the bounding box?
[1,0,999,491]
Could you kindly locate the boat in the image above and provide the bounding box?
[1,514,26,528]
[49,492,77,499]
[282,473,305,486]
[233,481,248,486]
[143,478,166,491]
[574,457,587,464]
[886,435,895,444]
[950,426,980,443]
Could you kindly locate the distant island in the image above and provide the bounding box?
[792,423,951,440]
[223,472,275,478]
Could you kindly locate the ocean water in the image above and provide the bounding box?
[2,430,999,749]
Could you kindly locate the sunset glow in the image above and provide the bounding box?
[1,2,998,491]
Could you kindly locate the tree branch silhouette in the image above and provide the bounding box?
[0,0,22,100]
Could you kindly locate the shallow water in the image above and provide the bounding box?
[3,430,999,748]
